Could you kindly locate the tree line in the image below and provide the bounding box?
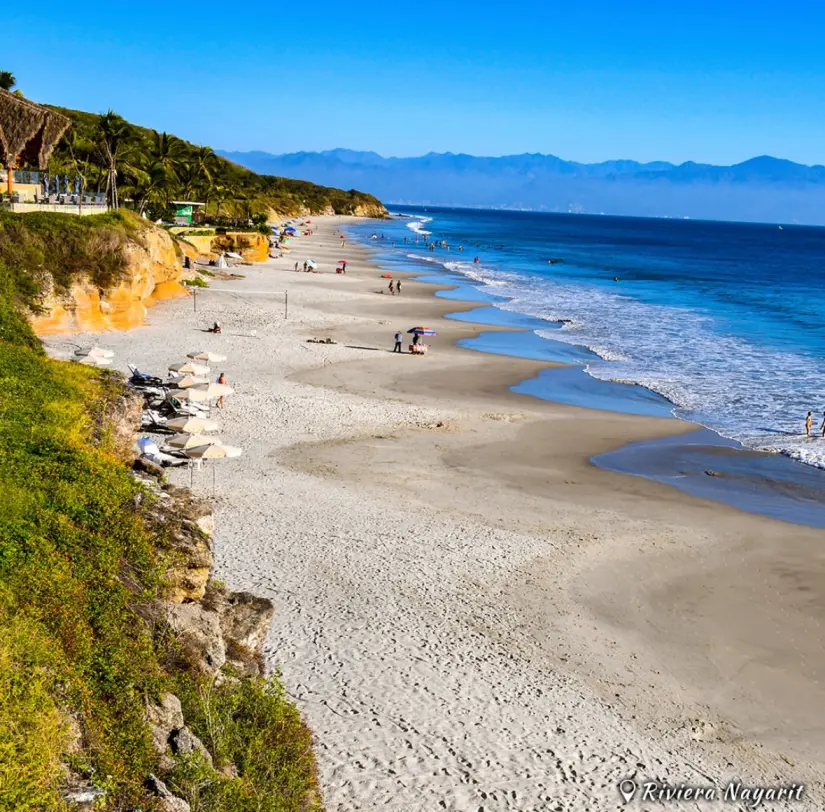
[47,107,383,223]
[1,72,384,223]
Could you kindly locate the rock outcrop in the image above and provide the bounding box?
[30,224,188,336]
[211,231,269,262]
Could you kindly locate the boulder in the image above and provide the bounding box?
[204,583,274,674]
[61,785,106,810]
[164,603,226,674]
[146,774,191,812]
[169,726,213,768]
[146,693,184,755]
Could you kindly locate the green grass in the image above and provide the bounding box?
[0,209,149,310]
[169,674,322,812]
[0,218,323,810]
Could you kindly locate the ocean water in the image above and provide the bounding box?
[349,207,825,472]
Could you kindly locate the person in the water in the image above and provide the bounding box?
[806,411,813,436]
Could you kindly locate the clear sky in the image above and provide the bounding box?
[8,0,825,165]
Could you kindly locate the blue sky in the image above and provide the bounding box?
[8,1,825,164]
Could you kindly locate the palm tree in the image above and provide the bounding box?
[193,146,217,187]
[151,132,186,199]
[0,71,16,91]
[97,111,132,209]
[120,157,168,215]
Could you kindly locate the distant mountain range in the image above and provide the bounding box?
[217,149,825,225]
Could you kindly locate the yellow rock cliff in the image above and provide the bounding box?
[30,225,189,335]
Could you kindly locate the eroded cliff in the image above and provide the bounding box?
[28,219,188,335]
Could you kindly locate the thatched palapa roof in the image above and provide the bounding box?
[0,88,70,169]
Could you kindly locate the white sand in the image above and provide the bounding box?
[46,217,825,810]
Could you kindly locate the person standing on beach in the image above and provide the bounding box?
[393,331,403,353]
[820,411,825,437]
[217,372,227,410]
[807,411,813,436]
[388,280,395,296]
[294,261,299,272]
[303,260,307,272]
[395,279,402,295]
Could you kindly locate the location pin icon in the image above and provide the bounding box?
[619,779,637,804]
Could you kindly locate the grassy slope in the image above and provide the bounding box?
[0,214,322,810]
[48,106,386,217]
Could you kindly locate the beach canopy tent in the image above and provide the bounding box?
[217,253,228,269]
[169,361,210,375]
[174,374,209,388]
[74,346,114,360]
[187,351,226,363]
[167,387,210,403]
[165,416,219,433]
[167,433,222,450]
[0,88,70,194]
[192,383,234,398]
[183,443,243,460]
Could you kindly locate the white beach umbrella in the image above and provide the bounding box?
[75,346,114,359]
[174,375,209,388]
[166,432,222,450]
[165,416,219,433]
[192,383,234,398]
[183,443,243,460]
[169,362,211,375]
[187,351,227,363]
[167,387,210,403]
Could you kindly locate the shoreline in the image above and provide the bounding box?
[45,215,825,810]
[358,228,825,529]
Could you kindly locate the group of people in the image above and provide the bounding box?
[387,279,402,295]
[393,330,422,353]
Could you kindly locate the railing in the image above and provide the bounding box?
[0,169,42,184]
[1,200,109,216]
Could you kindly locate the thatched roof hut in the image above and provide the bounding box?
[0,88,70,171]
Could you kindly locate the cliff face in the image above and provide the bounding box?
[211,231,269,263]
[29,225,188,335]
[351,201,389,218]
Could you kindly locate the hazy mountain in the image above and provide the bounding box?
[217,149,825,225]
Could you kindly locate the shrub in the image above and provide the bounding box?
[169,673,321,812]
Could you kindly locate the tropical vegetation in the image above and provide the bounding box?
[46,106,385,223]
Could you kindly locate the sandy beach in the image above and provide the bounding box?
[47,216,825,810]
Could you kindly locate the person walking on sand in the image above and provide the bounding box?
[388,279,395,296]
[217,372,227,409]
[807,411,813,436]
[294,261,299,272]
[393,331,403,353]
[303,260,308,272]
[395,279,402,295]
[820,411,825,438]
